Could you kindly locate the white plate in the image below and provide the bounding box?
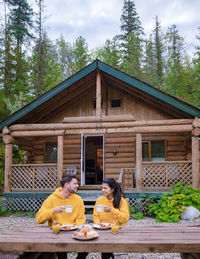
[72,233,99,240]
[60,225,78,231]
[93,223,113,230]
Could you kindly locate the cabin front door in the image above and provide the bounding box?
[81,134,104,186]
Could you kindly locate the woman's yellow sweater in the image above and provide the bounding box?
[93,196,129,226]
[36,187,86,226]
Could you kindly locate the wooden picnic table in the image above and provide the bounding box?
[0,225,200,256]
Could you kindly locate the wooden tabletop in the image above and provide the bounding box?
[0,225,200,254]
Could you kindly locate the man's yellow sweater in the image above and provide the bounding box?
[36,187,86,226]
[93,196,129,226]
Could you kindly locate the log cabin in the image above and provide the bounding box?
[0,60,200,211]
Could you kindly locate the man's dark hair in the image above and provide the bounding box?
[60,174,78,187]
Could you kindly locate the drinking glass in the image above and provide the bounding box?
[111,221,119,235]
[52,221,60,234]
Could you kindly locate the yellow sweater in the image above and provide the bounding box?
[93,196,129,226]
[36,187,86,226]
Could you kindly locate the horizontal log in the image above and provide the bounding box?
[104,168,121,174]
[63,149,81,154]
[167,151,186,156]
[3,135,15,144]
[105,137,135,143]
[63,115,135,123]
[20,145,34,151]
[63,144,81,149]
[104,147,135,153]
[64,154,81,159]
[105,152,134,158]
[167,156,186,160]
[193,118,200,128]
[11,130,65,137]
[107,125,193,133]
[192,128,200,136]
[105,143,135,147]
[105,132,134,138]
[9,119,193,131]
[64,139,81,144]
[105,157,134,163]
[33,155,44,160]
[2,135,34,146]
[142,135,186,141]
[105,163,134,168]
[134,125,192,133]
[2,127,10,135]
[65,129,106,134]
[166,146,186,151]
[63,159,80,164]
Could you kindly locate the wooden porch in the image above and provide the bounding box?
[10,160,193,192]
[2,116,200,193]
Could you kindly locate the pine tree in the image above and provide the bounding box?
[119,0,144,78]
[4,0,34,49]
[29,33,62,97]
[31,0,50,97]
[153,16,164,86]
[120,0,143,39]
[2,0,33,97]
[55,34,73,79]
[94,37,121,68]
[164,24,185,96]
[70,36,89,74]
[143,35,157,85]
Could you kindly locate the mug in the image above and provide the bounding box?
[96,205,103,212]
[65,205,72,213]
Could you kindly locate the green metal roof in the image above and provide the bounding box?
[1,59,200,131]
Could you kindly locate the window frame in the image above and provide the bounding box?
[45,142,58,162]
[142,140,166,161]
[111,99,121,108]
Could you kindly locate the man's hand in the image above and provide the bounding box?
[53,206,65,214]
[103,206,112,212]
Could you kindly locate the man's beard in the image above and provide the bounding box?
[68,186,77,194]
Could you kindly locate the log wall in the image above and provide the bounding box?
[28,133,189,187]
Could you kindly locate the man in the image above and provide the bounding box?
[36,174,86,227]
[34,174,87,259]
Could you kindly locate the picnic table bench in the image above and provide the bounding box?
[0,225,200,258]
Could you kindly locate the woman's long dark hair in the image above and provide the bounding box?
[103,178,123,209]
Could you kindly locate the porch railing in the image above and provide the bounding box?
[119,161,192,191]
[11,164,58,191]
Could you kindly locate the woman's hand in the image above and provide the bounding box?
[103,206,112,212]
[54,206,65,214]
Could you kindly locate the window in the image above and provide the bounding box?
[45,143,57,162]
[111,99,121,107]
[142,141,165,161]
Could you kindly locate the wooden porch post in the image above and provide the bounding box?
[192,135,200,188]
[136,133,142,192]
[57,135,63,186]
[96,71,101,118]
[4,143,12,192]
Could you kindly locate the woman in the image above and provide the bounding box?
[93,178,129,259]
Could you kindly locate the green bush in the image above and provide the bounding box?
[148,182,200,222]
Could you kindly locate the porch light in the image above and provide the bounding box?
[113,150,117,155]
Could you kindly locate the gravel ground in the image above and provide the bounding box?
[1,215,200,259]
